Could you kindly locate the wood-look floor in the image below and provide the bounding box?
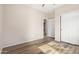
[39,41,79,54]
[2,37,79,54]
[2,37,53,54]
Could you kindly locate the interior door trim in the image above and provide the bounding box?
[60,16,61,42]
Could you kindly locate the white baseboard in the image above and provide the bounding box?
[47,36,55,38]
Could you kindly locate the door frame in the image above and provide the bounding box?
[43,19,47,37]
[60,16,61,42]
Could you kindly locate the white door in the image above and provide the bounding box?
[61,11,79,45]
[46,19,55,37]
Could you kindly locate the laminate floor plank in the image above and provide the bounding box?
[2,37,79,54]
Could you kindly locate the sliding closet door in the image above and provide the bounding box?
[61,11,79,45]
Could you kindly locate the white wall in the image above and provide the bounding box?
[2,5,48,48]
[0,5,3,49]
[0,48,2,53]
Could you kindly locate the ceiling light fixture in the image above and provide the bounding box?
[42,4,45,7]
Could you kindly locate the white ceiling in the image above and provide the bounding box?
[27,4,63,14]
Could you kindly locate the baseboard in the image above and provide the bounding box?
[2,38,48,53]
[61,41,79,46]
[44,36,55,39]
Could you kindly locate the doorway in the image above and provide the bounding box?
[43,19,47,37]
[43,19,55,38]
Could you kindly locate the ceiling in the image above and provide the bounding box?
[27,4,63,14]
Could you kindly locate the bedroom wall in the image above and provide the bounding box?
[2,5,49,48]
[55,4,79,41]
[0,5,3,51]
